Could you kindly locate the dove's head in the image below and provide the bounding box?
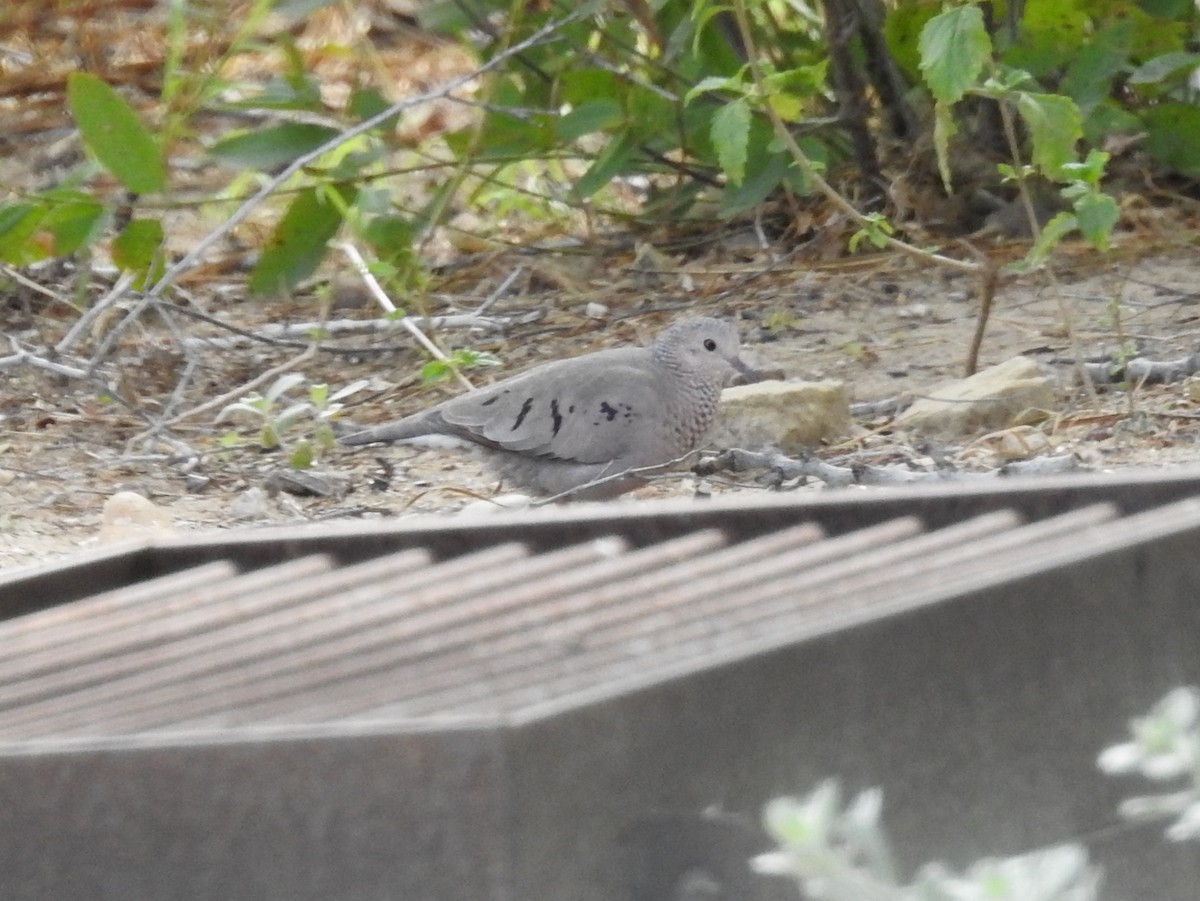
[653,317,750,385]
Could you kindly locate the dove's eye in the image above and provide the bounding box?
[703,338,717,351]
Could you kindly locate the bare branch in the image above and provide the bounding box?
[0,338,89,378]
[338,242,473,390]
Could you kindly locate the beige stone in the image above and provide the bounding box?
[709,380,852,454]
[99,491,175,542]
[893,356,1055,438]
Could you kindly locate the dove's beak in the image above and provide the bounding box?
[729,354,784,387]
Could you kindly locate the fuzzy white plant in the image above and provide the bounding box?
[1098,686,1200,842]
[752,780,1100,901]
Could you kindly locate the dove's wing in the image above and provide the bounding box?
[434,349,674,465]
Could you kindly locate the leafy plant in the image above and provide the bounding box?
[1098,686,1200,842]
[0,74,166,280]
[754,685,1200,900]
[433,0,835,223]
[849,212,897,253]
[6,0,1200,318]
[917,4,1119,267]
[753,780,1100,900]
[420,348,502,386]
[216,373,367,468]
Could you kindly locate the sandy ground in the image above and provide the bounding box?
[4,242,1200,572]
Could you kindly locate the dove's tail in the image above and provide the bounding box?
[336,415,432,445]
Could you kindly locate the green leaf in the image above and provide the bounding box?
[625,85,678,145]
[0,202,46,264]
[416,0,474,33]
[1015,0,1090,67]
[267,372,307,404]
[711,97,751,186]
[1137,0,1193,16]
[249,183,358,296]
[348,87,400,130]
[220,75,323,112]
[421,359,456,385]
[919,5,990,105]
[979,64,1039,95]
[361,213,416,283]
[1023,210,1079,268]
[1015,93,1082,180]
[1060,21,1132,112]
[112,218,165,283]
[475,109,554,158]
[459,350,502,370]
[685,74,743,104]
[66,72,165,194]
[559,68,618,107]
[362,213,414,256]
[762,62,828,102]
[1083,99,1144,145]
[1142,103,1200,175]
[289,440,315,470]
[1128,51,1200,85]
[464,76,555,157]
[420,349,503,386]
[883,0,941,81]
[720,159,786,218]
[1114,3,1189,62]
[0,203,36,242]
[209,123,341,170]
[1060,148,1110,186]
[308,383,330,406]
[556,99,624,142]
[39,190,106,255]
[1073,191,1119,251]
[780,136,828,196]
[932,102,958,192]
[573,131,637,200]
[849,213,895,252]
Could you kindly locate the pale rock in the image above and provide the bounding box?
[230,486,269,521]
[893,356,1055,438]
[708,380,852,454]
[99,491,175,542]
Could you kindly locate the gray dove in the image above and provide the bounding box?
[339,317,750,499]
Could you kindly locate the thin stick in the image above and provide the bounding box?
[57,271,136,357]
[476,266,524,316]
[338,242,473,391]
[0,338,88,378]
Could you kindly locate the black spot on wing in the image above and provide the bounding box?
[482,387,511,408]
[593,401,636,427]
[550,399,563,436]
[511,397,534,431]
